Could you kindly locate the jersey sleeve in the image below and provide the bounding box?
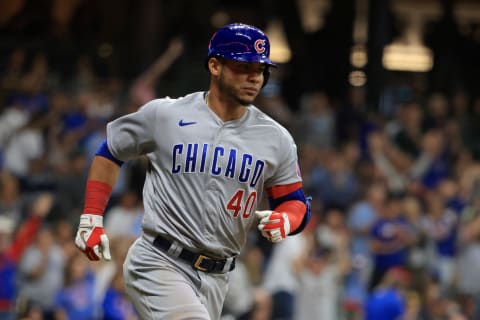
[265,129,302,188]
[106,100,161,161]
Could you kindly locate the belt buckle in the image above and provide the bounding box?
[193,254,209,272]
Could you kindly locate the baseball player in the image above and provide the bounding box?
[75,23,311,319]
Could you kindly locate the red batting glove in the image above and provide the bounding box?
[255,210,291,243]
[75,214,111,261]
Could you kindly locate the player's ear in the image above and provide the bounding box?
[208,57,222,76]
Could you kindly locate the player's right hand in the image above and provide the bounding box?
[75,214,111,261]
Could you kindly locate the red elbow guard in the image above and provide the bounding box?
[83,180,113,215]
[274,200,307,233]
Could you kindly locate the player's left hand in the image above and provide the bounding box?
[75,214,111,261]
[255,210,290,243]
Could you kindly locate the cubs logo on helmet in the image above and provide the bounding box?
[254,39,266,54]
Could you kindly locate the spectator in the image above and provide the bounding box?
[261,216,317,320]
[391,101,424,158]
[96,238,136,319]
[0,170,23,226]
[2,111,47,180]
[102,269,138,320]
[366,128,410,193]
[223,244,271,320]
[6,51,50,117]
[401,195,428,272]
[53,251,97,320]
[0,104,29,154]
[413,129,450,191]
[104,190,143,241]
[129,37,184,108]
[437,178,466,214]
[292,90,336,149]
[420,272,467,320]
[71,55,96,92]
[335,86,369,145]
[420,190,459,292]
[0,193,53,319]
[457,183,480,318]
[366,125,450,195]
[254,67,294,129]
[364,267,410,320]
[309,149,359,210]
[0,48,26,101]
[297,143,324,200]
[292,221,350,320]
[347,182,386,300]
[53,150,89,225]
[0,216,16,319]
[422,92,450,131]
[17,224,65,318]
[53,219,77,261]
[369,193,417,290]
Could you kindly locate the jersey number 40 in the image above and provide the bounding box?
[226,190,257,219]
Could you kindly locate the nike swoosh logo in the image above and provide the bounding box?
[178,120,197,126]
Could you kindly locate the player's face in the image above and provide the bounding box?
[218,59,265,106]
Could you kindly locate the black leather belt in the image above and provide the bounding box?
[153,235,235,273]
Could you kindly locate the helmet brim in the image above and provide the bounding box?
[209,53,277,68]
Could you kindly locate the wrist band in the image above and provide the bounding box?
[83,180,113,215]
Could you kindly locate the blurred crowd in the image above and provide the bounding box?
[1,40,480,320]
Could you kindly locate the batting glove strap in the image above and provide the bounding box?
[255,210,291,243]
[75,214,111,261]
[79,213,104,228]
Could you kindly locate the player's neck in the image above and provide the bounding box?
[205,91,246,122]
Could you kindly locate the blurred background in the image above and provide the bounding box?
[1,0,480,319]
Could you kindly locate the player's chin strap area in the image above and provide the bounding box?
[146,232,236,273]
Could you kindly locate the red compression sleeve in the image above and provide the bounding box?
[83,180,113,215]
[275,200,307,232]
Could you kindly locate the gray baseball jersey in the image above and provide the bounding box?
[107,92,301,257]
[112,91,302,319]
[107,91,301,258]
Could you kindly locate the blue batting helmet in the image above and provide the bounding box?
[207,23,277,67]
